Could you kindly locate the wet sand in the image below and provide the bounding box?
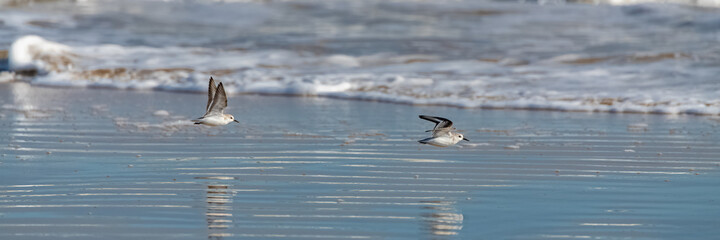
[0,82,719,239]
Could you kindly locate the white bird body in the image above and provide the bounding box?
[194,114,235,126]
[417,115,468,147]
[192,77,239,126]
[418,133,462,147]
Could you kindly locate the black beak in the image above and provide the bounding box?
[233,120,240,123]
[463,138,470,142]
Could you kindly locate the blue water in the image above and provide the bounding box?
[1,82,719,239]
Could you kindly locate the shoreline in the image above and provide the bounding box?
[4,78,720,117]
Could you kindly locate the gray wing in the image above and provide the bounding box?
[419,115,455,137]
[205,77,218,114]
[419,115,454,130]
[206,82,228,116]
[431,128,453,137]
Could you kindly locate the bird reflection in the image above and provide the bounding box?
[422,200,464,236]
[200,177,235,240]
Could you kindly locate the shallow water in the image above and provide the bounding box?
[1,82,719,239]
[2,0,720,114]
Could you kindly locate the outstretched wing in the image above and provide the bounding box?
[206,82,228,116]
[419,115,455,137]
[205,77,218,114]
[419,115,454,129]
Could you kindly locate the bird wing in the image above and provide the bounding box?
[419,115,454,130]
[205,77,218,115]
[419,115,456,137]
[431,128,453,138]
[206,82,228,117]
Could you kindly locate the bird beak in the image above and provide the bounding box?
[463,138,470,141]
[233,120,240,123]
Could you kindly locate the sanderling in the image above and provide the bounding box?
[192,77,239,126]
[417,115,469,147]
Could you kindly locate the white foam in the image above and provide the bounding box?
[153,110,170,117]
[9,35,71,72]
[4,0,720,116]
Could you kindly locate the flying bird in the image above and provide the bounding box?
[192,77,239,126]
[417,115,469,147]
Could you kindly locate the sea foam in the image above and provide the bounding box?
[9,35,71,73]
[5,35,720,115]
[2,0,720,115]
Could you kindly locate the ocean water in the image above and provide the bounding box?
[1,0,720,114]
[1,83,720,239]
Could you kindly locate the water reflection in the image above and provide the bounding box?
[7,82,36,119]
[4,82,41,160]
[422,200,463,236]
[199,177,235,240]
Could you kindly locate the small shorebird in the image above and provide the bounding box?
[417,115,469,147]
[192,77,239,126]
